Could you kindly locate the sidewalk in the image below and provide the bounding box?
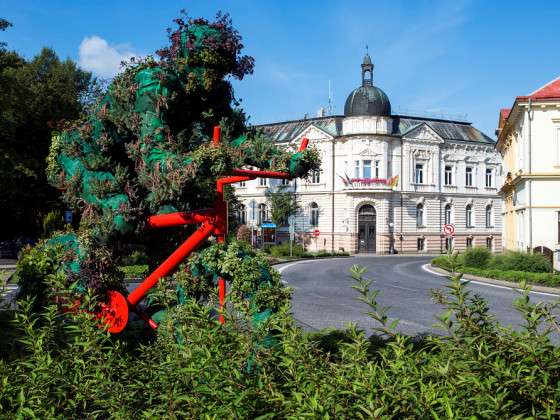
[429,264,560,295]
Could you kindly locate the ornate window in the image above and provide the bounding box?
[363,160,372,178]
[415,163,424,184]
[444,204,452,225]
[485,168,493,187]
[416,203,424,227]
[258,203,267,225]
[238,204,246,225]
[311,170,321,184]
[485,205,493,228]
[465,205,473,228]
[465,167,473,186]
[444,165,453,185]
[310,202,319,226]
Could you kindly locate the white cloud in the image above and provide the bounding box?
[78,36,138,78]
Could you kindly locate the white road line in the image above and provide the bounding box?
[422,264,560,298]
[388,284,417,292]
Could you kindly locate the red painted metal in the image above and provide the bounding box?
[127,222,215,306]
[213,126,221,145]
[146,209,215,229]
[102,129,309,332]
[98,290,129,333]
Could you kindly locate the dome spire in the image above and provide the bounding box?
[361,46,373,86]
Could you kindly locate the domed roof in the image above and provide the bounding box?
[344,84,391,117]
[344,52,391,117]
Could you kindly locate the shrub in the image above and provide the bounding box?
[118,264,149,279]
[236,224,251,243]
[462,246,492,268]
[268,242,305,257]
[491,250,551,273]
[41,210,63,238]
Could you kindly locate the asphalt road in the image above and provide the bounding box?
[277,256,560,338]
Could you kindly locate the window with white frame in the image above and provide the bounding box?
[466,237,473,248]
[444,165,453,186]
[237,204,246,225]
[465,167,473,186]
[281,178,290,186]
[363,160,372,178]
[354,160,360,178]
[465,204,473,228]
[416,203,424,227]
[417,237,425,251]
[311,170,321,184]
[258,203,267,225]
[374,160,380,178]
[485,168,493,187]
[486,237,493,251]
[444,204,452,224]
[485,205,493,227]
[309,202,319,226]
[259,177,267,187]
[415,163,424,184]
[238,180,246,187]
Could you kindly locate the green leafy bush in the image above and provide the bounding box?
[41,210,64,238]
[2,263,560,417]
[491,250,551,273]
[463,246,492,268]
[268,242,305,257]
[118,264,149,279]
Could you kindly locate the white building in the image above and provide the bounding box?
[236,54,503,254]
[496,76,560,269]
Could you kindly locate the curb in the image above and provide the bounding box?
[268,255,352,266]
[429,264,560,295]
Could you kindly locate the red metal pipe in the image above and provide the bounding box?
[213,126,221,145]
[127,222,215,306]
[216,175,254,193]
[146,209,216,229]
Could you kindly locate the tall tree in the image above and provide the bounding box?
[265,186,300,227]
[0,26,94,237]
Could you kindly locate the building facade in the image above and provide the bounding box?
[235,54,503,254]
[496,76,560,269]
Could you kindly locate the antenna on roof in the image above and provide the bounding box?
[327,80,333,115]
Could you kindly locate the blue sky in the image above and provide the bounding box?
[2,0,560,138]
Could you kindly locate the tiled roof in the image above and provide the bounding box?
[256,115,494,144]
[518,76,560,100]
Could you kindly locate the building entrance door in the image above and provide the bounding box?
[358,204,376,253]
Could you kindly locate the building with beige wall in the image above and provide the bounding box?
[496,77,560,268]
[234,54,502,254]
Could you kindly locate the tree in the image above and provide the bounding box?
[0,35,94,237]
[265,186,300,227]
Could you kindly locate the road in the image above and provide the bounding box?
[277,256,560,337]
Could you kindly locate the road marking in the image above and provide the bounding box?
[388,284,417,292]
[276,259,346,284]
[422,264,560,297]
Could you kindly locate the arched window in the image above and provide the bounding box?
[416,203,424,227]
[444,204,452,225]
[238,204,246,225]
[485,205,493,227]
[465,205,473,228]
[310,202,319,226]
[258,203,267,225]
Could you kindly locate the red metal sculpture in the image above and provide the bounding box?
[100,127,309,333]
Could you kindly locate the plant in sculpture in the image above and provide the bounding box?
[17,12,320,337]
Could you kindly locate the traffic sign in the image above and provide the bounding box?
[442,224,455,236]
[313,229,320,237]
